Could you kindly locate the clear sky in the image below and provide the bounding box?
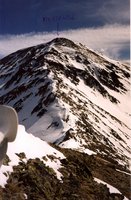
[0,0,130,61]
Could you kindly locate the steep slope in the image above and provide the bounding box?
[0,37,131,199]
[0,126,130,199]
[0,38,130,169]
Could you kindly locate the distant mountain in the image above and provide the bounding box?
[0,38,130,199]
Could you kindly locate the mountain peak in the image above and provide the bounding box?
[0,37,130,167]
[49,37,78,46]
[0,37,130,199]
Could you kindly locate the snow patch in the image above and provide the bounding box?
[0,125,65,187]
[94,178,129,200]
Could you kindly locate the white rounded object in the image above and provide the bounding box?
[0,105,18,142]
[0,105,18,166]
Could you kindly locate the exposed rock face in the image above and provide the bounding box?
[0,38,130,199]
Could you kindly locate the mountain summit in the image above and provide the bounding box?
[0,38,130,199]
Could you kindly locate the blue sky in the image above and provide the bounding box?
[0,0,130,61]
[0,0,129,34]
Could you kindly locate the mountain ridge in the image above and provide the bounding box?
[0,37,130,166]
[0,37,130,199]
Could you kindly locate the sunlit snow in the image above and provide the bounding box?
[0,125,65,187]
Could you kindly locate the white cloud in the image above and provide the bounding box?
[97,0,130,24]
[0,24,129,61]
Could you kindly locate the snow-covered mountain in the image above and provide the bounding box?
[0,38,130,199]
